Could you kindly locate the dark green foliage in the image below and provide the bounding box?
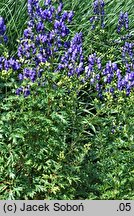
[0,71,93,199]
[88,94,134,199]
[1,74,134,199]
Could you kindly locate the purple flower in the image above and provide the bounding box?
[57,32,84,76]
[117,11,129,33]
[90,78,95,84]
[54,20,60,29]
[38,69,43,78]
[111,129,115,134]
[89,17,95,23]
[96,83,100,91]
[8,58,20,70]
[45,0,51,6]
[0,17,4,28]
[110,87,114,93]
[16,87,23,95]
[64,41,70,48]
[24,28,32,38]
[112,62,118,71]
[0,16,8,43]
[0,17,6,35]
[62,11,68,21]
[4,60,10,71]
[27,0,38,18]
[57,2,63,14]
[67,11,74,23]
[27,0,33,15]
[36,22,44,32]
[24,87,30,97]
[18,73,23,81]
[126,87,130,96]
[90,0,105,29]
[3,35,8,43]
[96,74,100,80]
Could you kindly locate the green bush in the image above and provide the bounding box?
[0,67,93,199]
[87,93,134,199]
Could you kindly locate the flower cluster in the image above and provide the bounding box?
[85,53,101,79]
[117,11,129,33]
[102,61,118,84]
[0,16,8,43]
[122,41,134,63]
[89,0,105,29]
[57,32,84,77]
[0,18,19,79]
[84,54,118,97]
[0,56,20,71]
[117,70,134,96]
[84,53,102,97]
[16,0,75,95]
[83,52,134,97]
[119,41,134,95]
[102,59,133,96]
[16,85,30,97]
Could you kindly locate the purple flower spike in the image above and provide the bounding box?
[90,0,105,29]
[57,2,63,14]
[117,11,129,33]
[0,16,8,43]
